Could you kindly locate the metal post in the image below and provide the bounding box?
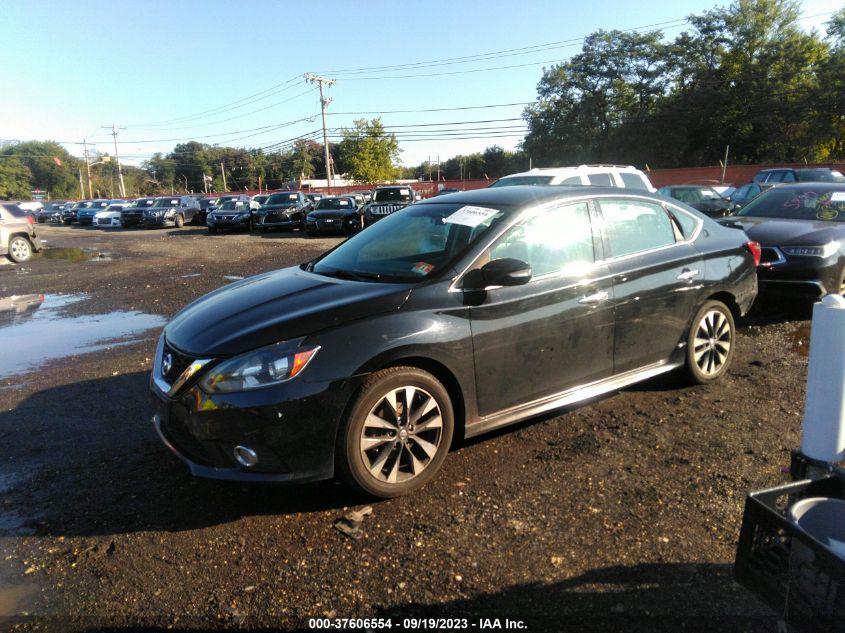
[221,162,227,192]
[721,145,730,184]
[78,167,85,199]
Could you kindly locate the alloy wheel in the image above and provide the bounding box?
[358,385,444,484]
[693,309,732,377]
[8,237,32,263]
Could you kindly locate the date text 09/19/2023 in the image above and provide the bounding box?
[307,617,528,630]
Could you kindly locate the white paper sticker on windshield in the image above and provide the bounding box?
[444,205,499,227]
[399,189,410,195]
[831,192,845,203]
[339,200,349,206]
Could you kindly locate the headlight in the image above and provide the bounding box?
[200,343,320,393]
[781,241,840,258]
[165,209,175,217]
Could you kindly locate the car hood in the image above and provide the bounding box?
[718,216,845,246]
[309,209,357,219]
[165,266,412,356]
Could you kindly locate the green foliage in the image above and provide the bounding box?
[0,140,80,198]
[339,118,400,184]
[523,0,844,166]
[0,156,33,199]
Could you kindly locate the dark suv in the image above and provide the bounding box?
[362,186,417,227]
[253,191,311,232]
[142,196,200,229]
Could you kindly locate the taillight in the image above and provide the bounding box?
[26,215,35,225]
[746,241,762,267]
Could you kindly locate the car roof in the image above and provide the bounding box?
[415,185,662,210]
[762,182,845,192]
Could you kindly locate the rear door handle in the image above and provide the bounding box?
[579,291,609,305]
[677,269,700,282]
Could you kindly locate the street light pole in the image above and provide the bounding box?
[83,139,93,199]
[304,73,336,191]
[103,124,126,197]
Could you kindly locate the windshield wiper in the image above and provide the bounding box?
[317,268,383,282]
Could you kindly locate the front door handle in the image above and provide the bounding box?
[579,291,609,305]
[677,269,700,282]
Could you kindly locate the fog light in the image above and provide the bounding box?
[233,445,259,468]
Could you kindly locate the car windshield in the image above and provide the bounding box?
[666,187,722,203]
[795,169,845,183]
[266,193,298,204]
[316,198,354,210]
[489,176,554,187]
[220,201,247,210]
[105,205,122,212]
[738,187,845,222]
[310,202,510,282]
[373,188,412,202]
[153,198,179,207]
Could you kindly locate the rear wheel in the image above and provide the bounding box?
[685,300,735,384]
[8,236,33,263]
[207,227,217,235]
[337,367,454,498]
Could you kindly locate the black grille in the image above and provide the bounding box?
[163,341,193,383]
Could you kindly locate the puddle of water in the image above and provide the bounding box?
[0,294,165,379]
[223,275,244,281]
[790,324,811,357]
[40,247,112,262]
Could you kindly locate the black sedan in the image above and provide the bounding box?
[120,197,157,228]
[206,198,260,233]
[253,191,311,232]
[718,183,845,298]
[657,185,732,218]
[150,186,758,498]
[304,196,361,235]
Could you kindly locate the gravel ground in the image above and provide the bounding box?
[0,223,815,632]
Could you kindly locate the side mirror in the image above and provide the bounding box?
[461,258,532,290]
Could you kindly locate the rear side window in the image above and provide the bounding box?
[620,173,649,191]
[1,204,26,218]
[560,176,582,185]
[599,199,676,258]
[587,173,614,186]
[666,206,700,239]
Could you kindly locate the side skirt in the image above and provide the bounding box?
[464,360,683,439]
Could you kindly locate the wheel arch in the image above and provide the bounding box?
[350,354,468,445]
[703,290,742,322]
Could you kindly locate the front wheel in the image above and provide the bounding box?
[685,300,735,384]
[8,236,33,263]
[174,213,185,228]
[337,367,454,498]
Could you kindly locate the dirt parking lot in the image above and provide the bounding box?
[0,223,814,632]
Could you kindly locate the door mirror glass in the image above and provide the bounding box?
[462,258,532,290]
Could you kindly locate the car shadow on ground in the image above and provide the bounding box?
[0,372,368,538]
[24,562,776,632]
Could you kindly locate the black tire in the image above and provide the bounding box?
[7,236,33,263]
[174,213,185,228]
[306,230,316,237]
[684,300,735,384]
[336,367,454,498]
[207,227,217,235]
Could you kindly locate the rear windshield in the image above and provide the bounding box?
[795,169,845,183]
[738,187,845,222]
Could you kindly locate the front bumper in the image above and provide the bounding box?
[255,212,302,230]
[149,364,358,484]
[77,216,95,225]
[143,215,176,228]
[305,216,360,234]
[207,215,250,231]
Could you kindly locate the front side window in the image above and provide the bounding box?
[483,202,595,278]
[600,199,677,258]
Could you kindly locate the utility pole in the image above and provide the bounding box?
[83,139,93,199]
[78,167,85,199]
[220,162,228,192]
[304,73,336,191]
[102,124,126,197]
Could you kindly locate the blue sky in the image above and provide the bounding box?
[0,0,838,169]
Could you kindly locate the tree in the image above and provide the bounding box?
[0,157,33,199]
[338,118,400,184]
